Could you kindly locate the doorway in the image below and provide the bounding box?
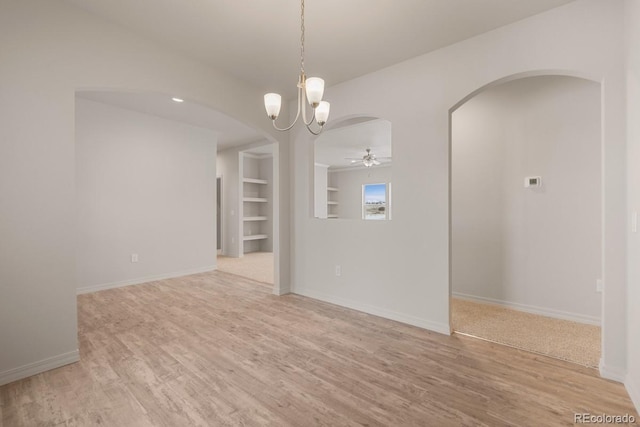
[216,143,278,287]
[449,75,602,367]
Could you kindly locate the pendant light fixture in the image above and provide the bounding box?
[263,0,330,135]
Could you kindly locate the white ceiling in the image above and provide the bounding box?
[64,0,575,99]
[244,144,275,156]
[77,91,264,150]
[315,118,392,168]
[70,1,575,150]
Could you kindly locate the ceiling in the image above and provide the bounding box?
[77,91,264,150]
[64,0,575,99]
[315,118,392,169]
[243,144,275,156]
[69,1,574,150]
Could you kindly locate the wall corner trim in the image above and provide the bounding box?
[625,376,640,414]
[0,349,80,386]
[293,288,451,335]
[76,265,218,295]
[599,359,627,383]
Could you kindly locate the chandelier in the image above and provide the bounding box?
[263,0,330,135]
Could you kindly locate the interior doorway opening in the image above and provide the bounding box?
[216,143,278,288]
[449,75,602,367]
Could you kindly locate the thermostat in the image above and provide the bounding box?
[524,176,542,188]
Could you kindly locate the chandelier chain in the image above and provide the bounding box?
[264,0,329,135]
[300,0,305,75]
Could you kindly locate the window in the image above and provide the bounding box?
[363,183,391,220]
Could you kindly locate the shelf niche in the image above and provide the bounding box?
[314,163,339,219]
[241,152,273,254]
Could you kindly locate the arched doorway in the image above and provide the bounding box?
[449,74,602,367]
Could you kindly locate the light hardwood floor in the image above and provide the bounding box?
[1,271,637,426]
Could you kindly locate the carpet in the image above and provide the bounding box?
[451,298,600,368]
[216,251,274,285]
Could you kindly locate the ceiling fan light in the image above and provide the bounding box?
[305,77,325,106]
[363,158,375,167]
[315,101,330,125]
[264,93,282,120]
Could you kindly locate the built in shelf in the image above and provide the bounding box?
[243,216,268,221]
[243,197,268,203]
[327,214,339,218]
[327,187,339,192]
[243,234,268,241]
[327,201,339,205]
[243,178,268,185]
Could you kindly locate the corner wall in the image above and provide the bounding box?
[292,0,627,377]
[0,0,286,385]
[75,98,218,293]
[217,148,242,258]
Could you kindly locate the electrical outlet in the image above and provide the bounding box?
[596,279,603,293]
[335,265,341,277]
[131,253,139,263]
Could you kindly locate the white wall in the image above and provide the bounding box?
[76,98,217,293]
[452,76,602,324]
[216,148,241,257]
[452,96,506,306]
[314,164,329,218]
[0,0,287,385]
[292,0,627,379]
[625,0,640,413]
[331,166,392,220]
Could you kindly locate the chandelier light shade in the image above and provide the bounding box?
[315,101,330,125]
[263,0,330,135]
[304,77,325,106]
[264,93,282,120]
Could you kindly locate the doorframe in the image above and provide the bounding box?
[237,143,281,295]
[217,175,223,255]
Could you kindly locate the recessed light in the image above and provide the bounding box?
[172,97,184,103]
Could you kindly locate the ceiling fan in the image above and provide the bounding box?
[345,148,391,168]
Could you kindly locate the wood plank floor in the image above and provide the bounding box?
[1,271,637,426]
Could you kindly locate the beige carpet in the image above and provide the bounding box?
[217,251,274,285]
[452,298,601,368]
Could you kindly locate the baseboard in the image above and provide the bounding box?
[599,359,626,383]
[452,292,601,326]
[294,288,451,335]
[77,265,217,295]
[625,375,640,414]
[0,349,79,386]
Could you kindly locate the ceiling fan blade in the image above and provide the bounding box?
[373,159,381,165]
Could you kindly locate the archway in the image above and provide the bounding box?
[74,89,283,295]
[448,73,603,367]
